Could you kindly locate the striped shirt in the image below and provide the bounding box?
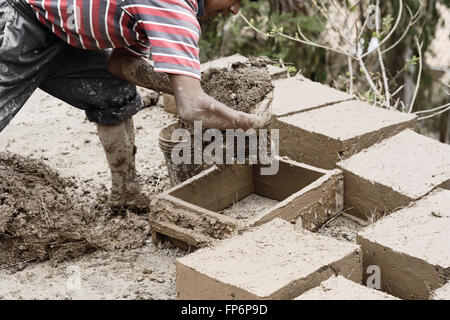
[26,0,202,79]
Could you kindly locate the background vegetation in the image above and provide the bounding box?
[198,0,450,143]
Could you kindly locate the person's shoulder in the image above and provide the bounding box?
[120,0,197,10]
[121,0,200,21]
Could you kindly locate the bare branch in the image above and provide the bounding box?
[331,0,347,19]
[361,0,404,58]
[376,0,391,108]
[418,104,450,120]
[238,11,355,59]
[357,52,381,97]
[349,0,363,10]
[311,0,355,46]
[296,22,352,57]
[357,10,371,40]
[414,103,450,115]
[407,37,423,113]
[391,84,404,98]
[348,56,354,95]
[381,3,422,55]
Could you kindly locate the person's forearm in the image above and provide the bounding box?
[108,49,173,94]
[175,91,261,131]
[109,53,270,130]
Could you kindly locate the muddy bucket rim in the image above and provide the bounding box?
[159,120,193,148]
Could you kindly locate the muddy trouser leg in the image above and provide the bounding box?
[97,120,150,209]
[0,2,146,207]
[0,2,69,133]
[38,48,148,208]
[95,120,149,209]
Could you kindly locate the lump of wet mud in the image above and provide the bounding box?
[200,57,274,114]
[0,153,151,266]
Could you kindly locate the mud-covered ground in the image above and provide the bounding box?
[0,89,183,299]
[318,214,365,243]
[220,194,279,222]
[0,153,154,265]
[0,89,364,300]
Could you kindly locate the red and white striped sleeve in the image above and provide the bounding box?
[121,0,201,80]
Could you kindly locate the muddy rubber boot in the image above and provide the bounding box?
[97,118,149,212]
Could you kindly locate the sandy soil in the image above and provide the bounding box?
[0,242,184,300]
[220,194,279,222]
[0,89,184,299]
[318,214,364,243]
[0,89,364,300]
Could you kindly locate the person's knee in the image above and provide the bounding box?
[96,80,138,107]
[86,84,142,125]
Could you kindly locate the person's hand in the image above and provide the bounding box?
[169,74,273,131]
[250,90,274,129]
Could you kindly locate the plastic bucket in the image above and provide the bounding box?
[159,121,206,186]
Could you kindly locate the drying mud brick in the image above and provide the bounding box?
[270,77,354,118]
[338,129,450,219]
[432,283,450,300]
[150,158,344,249]
[295,276,398,300]
[357,189,450,300]
[176,219,362,300]
[200,54,289,80]
[276,100,418,169]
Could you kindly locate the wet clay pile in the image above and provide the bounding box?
[180,57,274,133]
[201,57,274,114]
[0,153,151,265]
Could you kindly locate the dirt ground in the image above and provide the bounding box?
[317,214,364,243]
[0,89,183,299]
[220,194,279,222]
[0,89,363,300]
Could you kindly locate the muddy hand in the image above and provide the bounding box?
[252,90,274,129]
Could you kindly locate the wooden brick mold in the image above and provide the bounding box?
[149,157,344,250]
[176,219,362,300]
[357,189,450,300]
[273,100,418,169]
[338,129,450,220]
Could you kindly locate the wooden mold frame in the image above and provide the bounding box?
[150,156,344,250]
